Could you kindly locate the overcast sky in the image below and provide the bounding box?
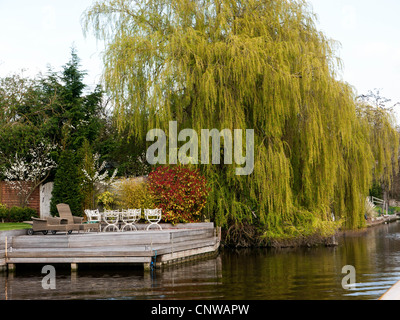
[310,0,400,118]
[1,0,400,121]
[0,0,102,90]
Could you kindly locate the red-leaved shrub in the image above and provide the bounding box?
[147,166,210,224]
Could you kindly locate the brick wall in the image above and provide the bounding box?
[0,181,40,214]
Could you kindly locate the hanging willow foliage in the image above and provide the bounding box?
[83,0,399,243]
[356,96,399,190]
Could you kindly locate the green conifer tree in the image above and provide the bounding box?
[50,149,84,217]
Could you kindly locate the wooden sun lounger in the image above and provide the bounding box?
[27,217,77,235]
[57,203,100,233]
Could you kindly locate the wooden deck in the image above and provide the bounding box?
[366,214,400,227]
[1,223,220,272]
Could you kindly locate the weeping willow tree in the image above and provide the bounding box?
[83,0,399,245]
[356,90,399,202]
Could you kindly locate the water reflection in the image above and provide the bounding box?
[220,222,400,300]
[0,257,223,300]
[2,221,400,300]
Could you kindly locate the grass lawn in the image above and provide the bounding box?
[0,223,32,231]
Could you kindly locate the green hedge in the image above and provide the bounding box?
[0,205,38,222]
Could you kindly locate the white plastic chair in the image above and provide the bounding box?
[144,208,162,230]
[120,209,141,231]
[84,209,102,231]
[103,210,120,232]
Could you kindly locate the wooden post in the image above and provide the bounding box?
[217,227,222,241]
[71,270,77,284]
[143,263,151,272]
[71,263,78,272]
[8,263,15,273]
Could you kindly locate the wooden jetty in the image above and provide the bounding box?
[366,214,400,227]
[0,223,220,272]
[0,230,28,272]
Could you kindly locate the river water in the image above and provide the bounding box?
[2,221,400,300]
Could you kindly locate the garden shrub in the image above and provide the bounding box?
[97,191,116,210]
[0,206,38,222]
[0,203,8,222]
[365,198,378,219]
[147,166,210,225]
[10,206,37,222]
[115,178,155,213]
